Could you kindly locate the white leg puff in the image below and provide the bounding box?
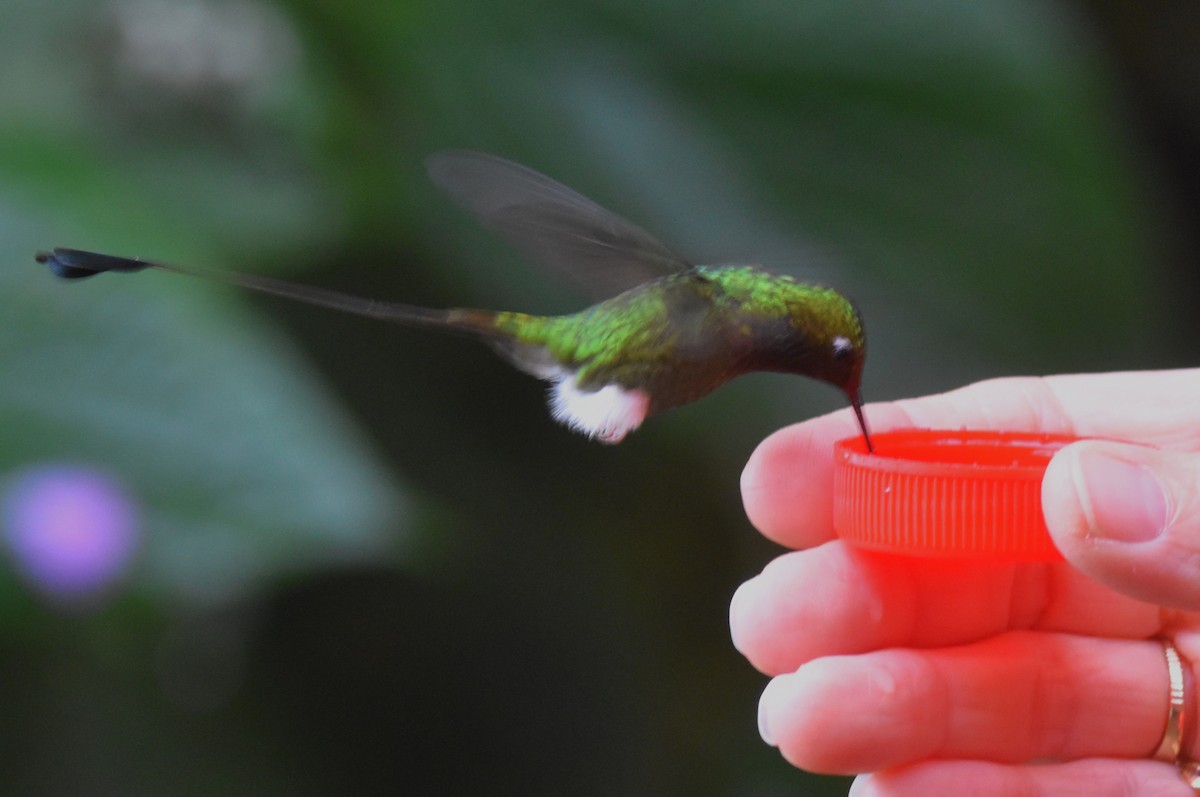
[547,373,650,444]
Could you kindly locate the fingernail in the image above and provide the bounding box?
[757,689,774,746]
[757,676,785,746]
[1074,451,1168,543]
[729,580,751,655]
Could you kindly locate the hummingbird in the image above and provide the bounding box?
[35,151,871,449]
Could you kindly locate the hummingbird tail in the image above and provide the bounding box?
[35,247,502,333]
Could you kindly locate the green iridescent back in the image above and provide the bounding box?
[491,265,864,413]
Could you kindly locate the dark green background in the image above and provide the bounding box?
[2,0,1197,794]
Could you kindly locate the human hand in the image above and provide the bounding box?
[731,369,1200,796]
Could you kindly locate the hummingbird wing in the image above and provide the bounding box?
[425,150,691,298]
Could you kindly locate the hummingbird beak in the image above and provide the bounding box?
[848,390,873,453]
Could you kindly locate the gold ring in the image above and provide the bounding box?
[1156,638,1200,792]
[1155,639,1189,761]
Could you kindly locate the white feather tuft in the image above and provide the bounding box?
[547,372,649,444]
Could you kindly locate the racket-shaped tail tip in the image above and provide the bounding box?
[35,250,75,279]
[36,248,151,280]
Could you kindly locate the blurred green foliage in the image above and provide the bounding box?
[1,0,1196,794]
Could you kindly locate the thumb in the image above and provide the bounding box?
[1043,440,1200,609]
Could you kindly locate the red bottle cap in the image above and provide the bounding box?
[833,430,1079,561]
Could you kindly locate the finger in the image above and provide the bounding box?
[730,543,1158,676]
[1045,440,1200,610]
[740,407,858,549]
[850,759,1193,797]
[756,632,1168,774]
[742,370,1200,549]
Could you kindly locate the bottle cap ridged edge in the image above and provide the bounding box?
[833,431,1073,561]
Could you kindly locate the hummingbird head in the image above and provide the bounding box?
[778,287,872,450]
[777,288,865,391]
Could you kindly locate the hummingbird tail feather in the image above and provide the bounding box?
[35,247,505,333]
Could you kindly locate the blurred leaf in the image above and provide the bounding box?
[0,0,336,262]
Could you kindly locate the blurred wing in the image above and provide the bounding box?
[426,151,690,298]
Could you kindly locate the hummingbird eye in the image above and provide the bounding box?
[832,336,856,359]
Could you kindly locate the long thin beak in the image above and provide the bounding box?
[850,391,873,453]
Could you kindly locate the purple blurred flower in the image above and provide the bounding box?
[2,464,141,605]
